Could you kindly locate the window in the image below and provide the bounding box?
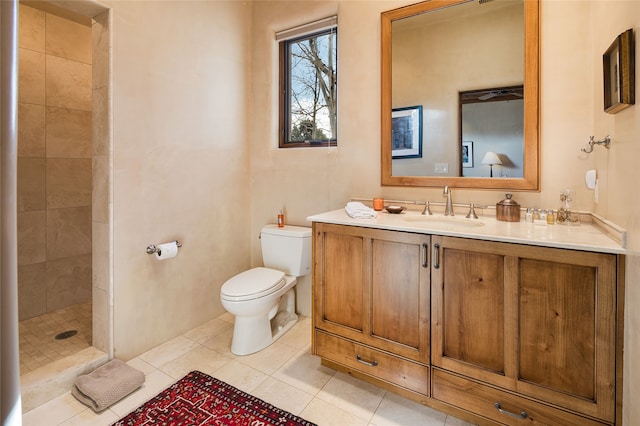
[278,18,337,148]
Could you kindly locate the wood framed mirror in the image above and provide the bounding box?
[381,0,539,190]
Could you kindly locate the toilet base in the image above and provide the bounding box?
[271,310,298,342]
[229,288,298,356]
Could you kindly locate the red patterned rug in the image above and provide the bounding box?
[112,370,317,426]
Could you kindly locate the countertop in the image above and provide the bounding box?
[307,208,626,255]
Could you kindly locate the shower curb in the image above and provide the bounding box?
[21,346,109,413]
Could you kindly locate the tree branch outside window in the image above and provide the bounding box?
[280,28,337,147]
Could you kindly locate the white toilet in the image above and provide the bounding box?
[220,224,312,355]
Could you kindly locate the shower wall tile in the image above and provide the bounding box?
[18,103,46,157]
[18,5,45,52]
[46,158,92,209]
[47,207,92,260]
[19,48,45,105]
[18,4,97,322]
[92,222,110,292]
[18,211,47,265]
[45,55,92,111]
[93,86,110,156]
[17,157,46,212]
[45,13,92,65]
[92,8,111,358]
[93,155,110,224]
[18,263,47,321]
[46,254,92,312]
[92,287,110,352]
[92,11,110,90]
[46,107,92,158]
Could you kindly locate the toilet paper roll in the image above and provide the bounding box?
[155,241,178,260]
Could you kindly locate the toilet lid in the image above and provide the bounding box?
[220,267,286,301]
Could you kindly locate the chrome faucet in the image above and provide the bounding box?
[443,186,454,216]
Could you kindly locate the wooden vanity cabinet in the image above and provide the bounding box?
[311,224,623,425]
[431,236,621,425]
[312,223,430,396]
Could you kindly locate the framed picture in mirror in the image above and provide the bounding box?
[462,141,473,168]
[603,29,635,114]
[392,105,422,159]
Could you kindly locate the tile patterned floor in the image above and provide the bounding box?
[22,313,475,426]
[19,302,93,375]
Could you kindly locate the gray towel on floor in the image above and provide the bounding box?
[71,359,145,412]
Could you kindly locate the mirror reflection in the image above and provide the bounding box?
[461,86,524,178]
[392,0,523,178]
[381,0,539,190]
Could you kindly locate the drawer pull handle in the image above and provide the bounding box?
[494,403,527,420]
[356,354,378,367]
[422,243,429,268]
[433,243,440,269]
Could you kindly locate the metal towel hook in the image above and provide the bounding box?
[581,135,611,153]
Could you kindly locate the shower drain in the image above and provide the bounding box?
[55,330,78,340]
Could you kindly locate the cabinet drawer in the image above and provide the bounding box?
[315,330,429,396]
[432,369,607,426]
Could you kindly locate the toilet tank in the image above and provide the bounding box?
[261,224,312,276]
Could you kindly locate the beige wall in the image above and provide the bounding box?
[17,5,93,321]
[249,0,633,218]
[544,2,640,424]
[250,1,639,423]
[588,2,640,426]
[108,1,252,359]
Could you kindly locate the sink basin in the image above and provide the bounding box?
[403,215,485,229]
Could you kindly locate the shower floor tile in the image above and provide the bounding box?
[19,302,92,375]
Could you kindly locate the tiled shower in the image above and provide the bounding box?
[17,4,93,374]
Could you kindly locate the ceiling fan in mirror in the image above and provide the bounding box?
[461,85,524,104]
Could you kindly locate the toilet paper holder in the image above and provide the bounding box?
[146,240,182,255]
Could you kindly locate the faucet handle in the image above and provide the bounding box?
[466,203,484,219]
[421,201,433,215]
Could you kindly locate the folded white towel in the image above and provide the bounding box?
[345,201,377,219]
[72,359,145,412]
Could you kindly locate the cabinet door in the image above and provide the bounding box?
[313,223,430,364]
[314,223,366,338]
[369,229,430,363]
[431,236,513,389]
[516,248,617,422]
[432,236,619,423]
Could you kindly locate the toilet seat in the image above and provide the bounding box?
[220,267,286,302]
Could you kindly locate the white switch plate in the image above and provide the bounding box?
[434,163,449,174]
